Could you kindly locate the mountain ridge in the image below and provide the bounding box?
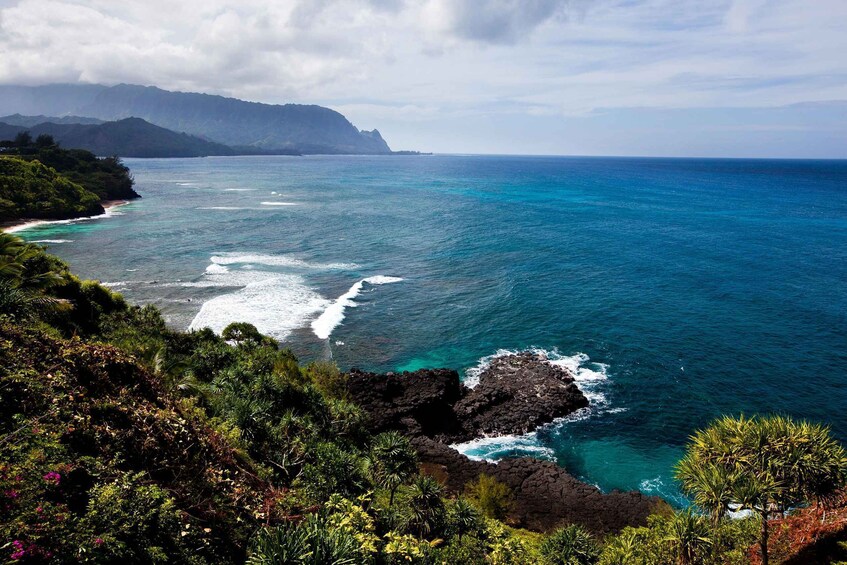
[0,83,392,154]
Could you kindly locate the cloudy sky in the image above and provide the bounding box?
[1,0,846,157]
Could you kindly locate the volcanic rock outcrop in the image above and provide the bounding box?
[348,352,588,443]
[347,352,660,534]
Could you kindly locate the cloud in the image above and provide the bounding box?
[0,0,845,156]
[420,0,574,44]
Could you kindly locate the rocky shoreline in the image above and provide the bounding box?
[347,351,661,534]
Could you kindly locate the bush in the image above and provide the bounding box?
[540,524,600,565]
[297,442,368,503]
[464,474,514,520]
[248,513,364,565]
[304,360,348,399]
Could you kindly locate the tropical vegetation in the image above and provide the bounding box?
[0,131,137,222]
[2,233,847,564]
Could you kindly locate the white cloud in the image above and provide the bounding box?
[0,0,845,155]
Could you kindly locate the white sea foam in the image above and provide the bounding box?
[205,263,229,275]
[311,276,404,339]
[210,253,358,271]
[189,275,330,340]
[224,188,256,192]
[260,201,298,206]
[451,433,555,463]
[32,239,73,243]
[187,253,368,339]
[176,182,198,186]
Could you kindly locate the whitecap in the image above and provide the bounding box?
[189,275,330,340]
[224,188,256,192]
[205,263,229,275]
[32,239,73,243]
[260,201,297,206]
[451,433,555,463]
[311,276,404,340]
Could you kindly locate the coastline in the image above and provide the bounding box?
[1,199,131,234]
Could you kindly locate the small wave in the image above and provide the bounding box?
[210,253,358,271]
[224,188,256,192]
[312,276,404,339]
[198,206,248,210]
[260,201,298,206]
[32,239,73,243]
[451,433,555,463]
[176,182,199,186]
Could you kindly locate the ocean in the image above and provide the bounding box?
[14,154,847,505]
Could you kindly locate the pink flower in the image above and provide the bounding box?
[94,538,104,546]
[42,471,61,485]
[10,540,25,560]
[4,489,19,499]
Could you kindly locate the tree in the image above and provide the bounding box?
[35,133,56,148]
[407,475,446,538]
[663,510,712,565]
[13,131,32,147]
[676,414,847,565]
[541,524,600,565]
[447,498,483,540]
[368,431,418,506]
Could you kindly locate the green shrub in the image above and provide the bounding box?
[464,474,514,520]
[248,513,364,565]
[540,524,600,565]
[297,442,368,503]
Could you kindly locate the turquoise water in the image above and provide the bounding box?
[15,155,847,505]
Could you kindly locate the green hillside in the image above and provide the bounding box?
[0,157,103,222]
[0,132,138,218]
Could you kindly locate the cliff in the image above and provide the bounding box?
[0,84,393,155]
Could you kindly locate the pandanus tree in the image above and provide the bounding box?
[368,431,418,506]
[676,414,847,565]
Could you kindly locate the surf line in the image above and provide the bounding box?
[312,276,403,340]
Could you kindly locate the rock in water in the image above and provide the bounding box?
[348,353,587,442]
[347,353,660,534]
[455,352,588,437]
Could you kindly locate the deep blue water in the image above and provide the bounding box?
[15,155,847,505]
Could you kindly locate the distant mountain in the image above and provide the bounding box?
[0,114,104,127]
[0,84,392,154]
[0,118,237,158]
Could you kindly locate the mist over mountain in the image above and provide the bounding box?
[0,84,392,155]
[0,114,104,127]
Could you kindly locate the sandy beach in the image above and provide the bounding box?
[2,199,131,234]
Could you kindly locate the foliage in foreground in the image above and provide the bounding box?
[2,234,847,564]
